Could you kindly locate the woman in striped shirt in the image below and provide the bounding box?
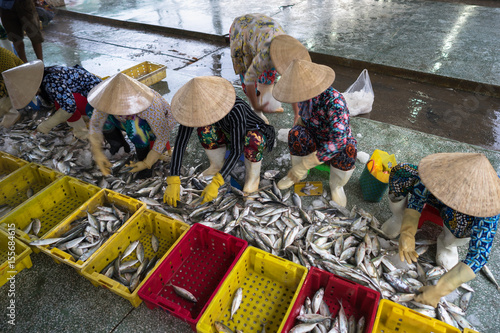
[163,76,275,207]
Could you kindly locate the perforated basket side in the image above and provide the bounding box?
[36,189,146,271]
[196,246,307,333]
[138,223,247,331]
[372,300,461,333]
[81,209,189,307]
[0,164,61,213]
[0,228,32,288]
[0,152,27,176]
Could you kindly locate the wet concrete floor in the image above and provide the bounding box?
[1,6,500,333]
[61,0,500,87]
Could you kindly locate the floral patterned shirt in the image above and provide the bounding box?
[230,13,285,85]
[299,87,356,162]
[41,65,102,114]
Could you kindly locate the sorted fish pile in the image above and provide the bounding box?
[288,287,365,333]
[30,203,130,262]
[100,237,159,292]
[157,173,480,331]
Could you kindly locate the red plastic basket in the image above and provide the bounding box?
[281,267,381,333]
[138,223,247,331]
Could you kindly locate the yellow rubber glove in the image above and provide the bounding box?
[201,173,224,204]
[163,176,181,207]
[414,262,475,307]
[288,151,323,183]
[398,208,420,264]
[89,133,111,176]
[127,150,161,173]
[37,108,72,134]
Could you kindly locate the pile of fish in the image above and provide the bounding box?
[100,236,159,292]
[30,203,131,263]
[155,173,481,332]
[0,115,491,332]
[288,287,365,333]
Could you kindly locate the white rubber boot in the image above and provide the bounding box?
[243,158,262,194]
[0,96,12,117]
[329,166,355,207]
[436,227,470,270]
[202,147,226,176]
[277,155,303,190]
[67,118,89,140]
[0,108,20,128]
[253,110,270,125]
[380,197,408,239]
[257,83,283,113]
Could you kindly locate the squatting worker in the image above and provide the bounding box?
[87,73,176,179]
[273,59,357,207]
[230,13,311,125]
[0,47,24,127]
[380,153,500,307]
[163,76,275,207]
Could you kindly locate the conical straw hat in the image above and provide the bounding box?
[272,59,335,103]
[270,34,311,74]
[88,73,154,116]
[419,152,500,217]
[2,59,44,109]
[171,76,236,127]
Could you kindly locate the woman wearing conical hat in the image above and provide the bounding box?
[230,13,310,125]
[2,61,130,147]
[163,76,275,207]
[381,153,500,307]
[272,59,357,208]
[87,73,176,179]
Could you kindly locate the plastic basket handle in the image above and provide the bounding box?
[157,299,179,313]
[96,275,115,289]
[366,159,375,173]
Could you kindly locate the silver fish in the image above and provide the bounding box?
[167,282,197,302]
[230,287,243,321]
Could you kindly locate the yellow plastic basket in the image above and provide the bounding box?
[81,209,189,307]
[463,329,480,333]
[372,300,461,333]
[101,61,167,86]
[0,151,28,179]
[196,246,308,333]
[0,163,61,216]
[37,189,146,271]
[1,176,100,244]
[0,227,33,288]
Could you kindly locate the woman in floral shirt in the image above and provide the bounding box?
[273,59,357,207]
[230,13,310,124]
[381,153,500,307]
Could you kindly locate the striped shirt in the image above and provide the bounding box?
[170,97,275,178]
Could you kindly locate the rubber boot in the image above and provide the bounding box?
[103,127,131,155]
[1,108,20,128]
[329,166,355,207]
[277,155,303,190]
[135,146,153,179]
[0,96,12,117]
[253,111,270,125]
[380,197,408,239]
[67,118,89,140]
[202,147,226,176]
[243,158,262,194]
[436,227,470,270]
